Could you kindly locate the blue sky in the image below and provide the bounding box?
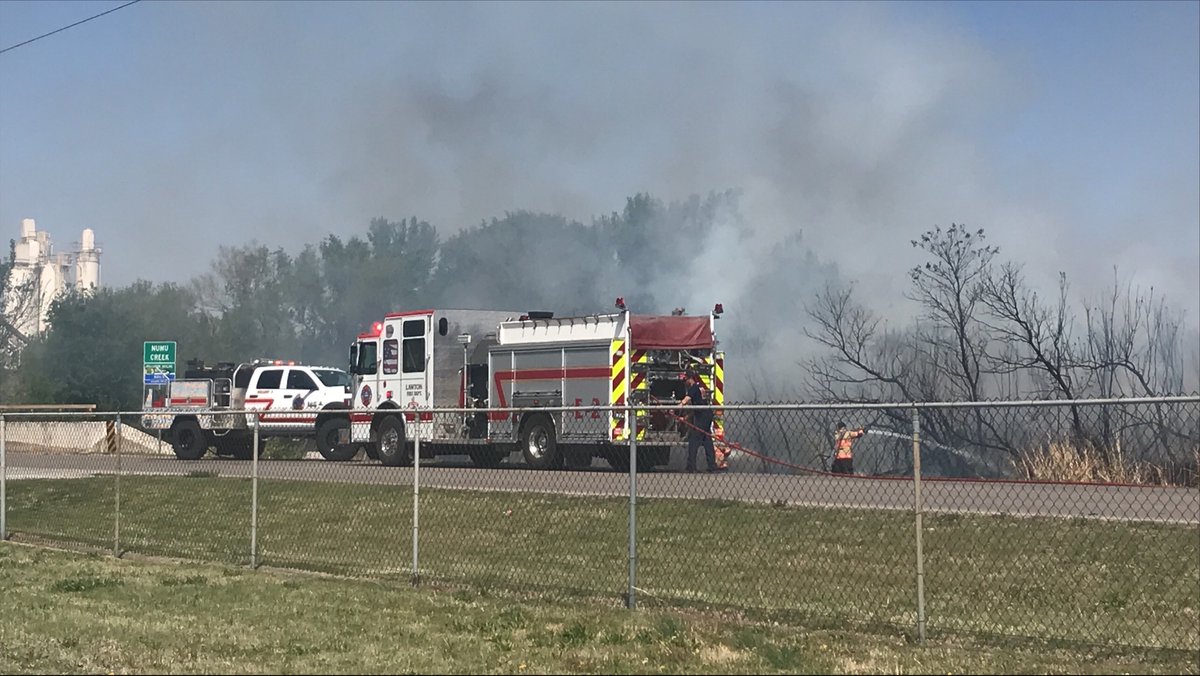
[1,1,1197,330]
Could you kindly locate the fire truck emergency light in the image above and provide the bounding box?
[713,303,724,317]
[615,297,626,310]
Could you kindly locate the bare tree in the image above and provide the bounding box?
[1080,269,1186,397]
[1081,270,1191,463]
[804,283,917,402]
[803,227,1194,479]
[905,225,1024,461]
[981,266,1078,397]
[906,224,998,401]
[802,279,1013,472]
[980,264,1092,447]
[1,239,38,374]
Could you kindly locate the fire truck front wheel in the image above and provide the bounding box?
[520,415,560,470]
[316,417,356,461]
[170,418,208,460]
[376,416,412,467]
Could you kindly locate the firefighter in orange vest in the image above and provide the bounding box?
[832,421,866,475]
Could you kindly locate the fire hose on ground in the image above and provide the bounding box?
[646,402,1168,489]
[649,396,834,476]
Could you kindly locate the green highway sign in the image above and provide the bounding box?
[143,341,177,384]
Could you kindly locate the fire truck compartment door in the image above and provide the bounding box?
[399,317,431,408]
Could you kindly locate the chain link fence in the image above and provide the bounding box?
[1,397,1196,653]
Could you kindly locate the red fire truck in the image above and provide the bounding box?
[330,302,726,470]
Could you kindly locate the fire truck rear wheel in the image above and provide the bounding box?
[520,415,560,470]
[170,418,208,460]
[376,416,412,467]
[316,418,356,461]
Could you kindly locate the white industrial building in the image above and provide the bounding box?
[2,218,102,341]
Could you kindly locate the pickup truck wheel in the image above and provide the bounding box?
[376,416,411,467]
[520,415,560,470]
[316,417,356,461]
[171,418,208,460]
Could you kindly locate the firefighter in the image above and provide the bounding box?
[679,369,718,473]
[832,421,866,475]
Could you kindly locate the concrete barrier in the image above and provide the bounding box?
[3,421,172,455]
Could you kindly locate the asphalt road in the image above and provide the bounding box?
[6,451,1197,525]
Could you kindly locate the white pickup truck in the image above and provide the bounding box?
[141,359,353,461]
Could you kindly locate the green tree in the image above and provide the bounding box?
[192,244,300,361]
[315,217,440,365]
[16,282,209,410]
[432,211,605,313]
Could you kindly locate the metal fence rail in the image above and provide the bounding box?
[0,397,1196,653]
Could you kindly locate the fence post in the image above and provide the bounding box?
[250,416,259,569]
[1,414,6,542]
[911,406,927,645]
[412,424,421,587]
[627,403,638,610]
[114,413,122,558]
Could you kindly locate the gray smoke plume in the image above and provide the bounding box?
[3,2,1195,396]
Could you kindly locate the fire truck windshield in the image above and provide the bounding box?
[356,341,378,375]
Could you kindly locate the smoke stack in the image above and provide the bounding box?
[75,227,101,290]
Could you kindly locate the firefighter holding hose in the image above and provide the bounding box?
[680,369,719,473]
[832,421,866,475]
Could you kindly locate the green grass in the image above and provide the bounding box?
[4,476,1197,656]
[0,543,1194,675]
[262,438,311,461]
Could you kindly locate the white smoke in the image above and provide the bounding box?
[1,1,1195,355]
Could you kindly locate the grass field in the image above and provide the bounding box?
[4,475,1197,657]
[1,543,1196,675]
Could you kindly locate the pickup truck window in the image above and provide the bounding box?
[234,367,254,389]
[255,369,283,389]
[287,370,318,391]
[312,369,351,389]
